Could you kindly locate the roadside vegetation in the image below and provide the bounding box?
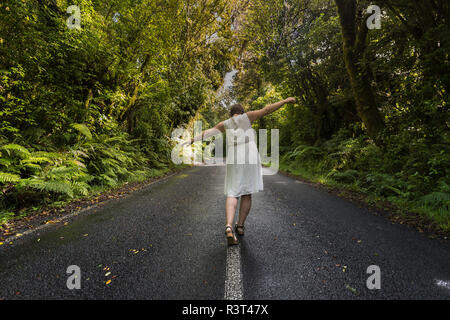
[0,0,238,227]
[231,0,449,231]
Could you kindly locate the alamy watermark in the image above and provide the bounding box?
[366,5,382,30]
[171,121,279,175]
[66,265,81,289]
[66,5,81,30]
[366,265,381,290]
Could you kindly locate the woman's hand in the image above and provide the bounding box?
[284,97,296,104]
[247,97,297,122]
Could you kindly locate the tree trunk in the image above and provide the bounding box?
[126,84,139,133]
[121,54,151,133]
[335,0,385,142]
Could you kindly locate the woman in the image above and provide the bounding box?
[187,97,296,245]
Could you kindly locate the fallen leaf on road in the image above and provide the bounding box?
[345,284,357,294]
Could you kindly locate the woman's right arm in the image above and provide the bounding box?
[246,97,296,122]
[185,121,225,145]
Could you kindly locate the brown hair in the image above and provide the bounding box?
[229,103,245,117]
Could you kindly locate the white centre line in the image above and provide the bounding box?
[224,244,244,300]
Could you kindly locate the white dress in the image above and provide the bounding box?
[223,113,264,197]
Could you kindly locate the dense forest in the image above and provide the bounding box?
[0,1,449,231]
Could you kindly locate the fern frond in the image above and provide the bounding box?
[32,151,61,159]
[71,181,89,196]
[22,179,74,197]
[65,159,86,168]
[48,166,79,177]
[420,192,450,209]
[24,163,42,171]
[22,157,53,164]
[0,158,13,168]
[0,172,21,183]
[99,174,117,187]
[1,144,31,159]
[72,123,92,140]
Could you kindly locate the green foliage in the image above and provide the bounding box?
[280,129,449,229]
[327,170,360,184]
[71,124,92,140]
[233,0,449,230]
[0,0,242,224]
[0,172,21,183]
[1,144,31,158]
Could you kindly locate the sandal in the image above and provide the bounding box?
[225,226,238,246]
[235,224,245,236]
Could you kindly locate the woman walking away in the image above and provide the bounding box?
[187,97,296,245]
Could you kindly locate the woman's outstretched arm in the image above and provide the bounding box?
[246,97,296,122]
[186,121,225,145]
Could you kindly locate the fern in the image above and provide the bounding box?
[32,151,61,159]
[21,157,53,164]
[327,169,359,183]
[22,179,74,197]
[23,163,42,171]
[65,159,86,168]
[0,158,13,167]
[99,174,118,187]
[1,144,31,159]
[71,181,89,196]
[0,172,21,183]
[284,145,324,161]
[48,166,79,177]
[420,192,450,210]
[72,123,92,140]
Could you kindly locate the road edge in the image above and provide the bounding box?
[0,166,191,247]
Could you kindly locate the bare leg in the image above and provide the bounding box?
[225,197,238,240]
[237,194,252,226]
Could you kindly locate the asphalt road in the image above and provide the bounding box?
[0,165,449,299]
